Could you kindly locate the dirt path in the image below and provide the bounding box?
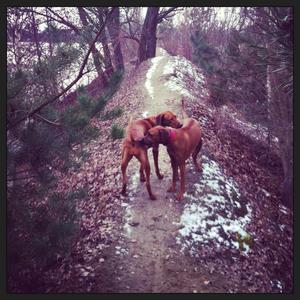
[90,53,228,293]
[115,55,205,292]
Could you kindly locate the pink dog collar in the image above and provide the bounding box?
[168,128,177,141]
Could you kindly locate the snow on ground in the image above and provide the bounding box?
[145,56,164,98]
[163,55,209,100]
[156,47,168,56]
[142,111,149,118]
[220,105,279,146]
[176,155,253,256]
[122,168,141,238]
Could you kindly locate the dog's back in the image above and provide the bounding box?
[125,118,151,143]
[174,118,201,158]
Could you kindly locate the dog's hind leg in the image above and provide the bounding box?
[177,162,186,201]
[192,138,203,172]
[137,150,156,200]
[167,157,178,193]
[121,149,133,195]
[140,164,146,182]
[152,145,164,179]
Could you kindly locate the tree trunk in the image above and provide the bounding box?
[106,7,124,72]
[77,7,108,86]
[138,7,160,65]
[45,9,59,96]
[267,64,293,209]
[97,8,114,77]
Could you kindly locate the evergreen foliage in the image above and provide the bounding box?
[7,185,87,291]
[191,31,226,107]
[7,44,123,290]
[101,107,123,120]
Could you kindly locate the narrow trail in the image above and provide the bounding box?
[118,54,203,292]
[92,52,226,293]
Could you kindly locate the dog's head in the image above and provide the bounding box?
[156,111,182,128]
[143,126,169,146]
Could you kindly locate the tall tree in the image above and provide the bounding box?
[77,7,108,86]
[106,7,124,72]
[137,7,178,65]
[138,7,160,64]
[96,7,114,77]
[262,7,293,208]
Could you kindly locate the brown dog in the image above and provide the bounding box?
[143,118,202,201]
[121,111,182,200]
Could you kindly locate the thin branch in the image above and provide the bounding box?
[33,113,61,127]
[45,7,80,34]
[157,7,178,23]
[121,35,140,44]
[20,7,79,34]
[8,8,116,130]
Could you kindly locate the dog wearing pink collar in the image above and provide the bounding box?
[143,118,203,200]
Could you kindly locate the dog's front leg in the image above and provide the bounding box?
[176,162,186,201]
[152,145,163,179]
[167,157,178,193]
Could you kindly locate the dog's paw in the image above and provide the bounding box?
[157,173,164,180]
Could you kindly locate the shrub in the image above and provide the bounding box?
[7,186,87,291]
[111,124,124,140]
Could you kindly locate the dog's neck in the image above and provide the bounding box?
[167,128,177,144]
[144,116,157,127]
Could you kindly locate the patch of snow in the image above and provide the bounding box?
[176,155,252,256]
[261,188,271,197]
[123,201,134,237]
[271,279,283,292]
[145,56,164,99]
[163,55,208,100]
[123,168,141,237]
[156,47,169,56]
[142,111,149,118]
[279,204,290,215]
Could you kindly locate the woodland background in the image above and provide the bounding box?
[6,7,293,292]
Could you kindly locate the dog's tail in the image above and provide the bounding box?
[181,98,188,119]
[128,116,133,125]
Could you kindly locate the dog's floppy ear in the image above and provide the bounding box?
[159,128,169,145]
[156,113,164,125]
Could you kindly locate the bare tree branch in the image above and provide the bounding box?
[8,7,116,130]
[121,35,140,44]
[156,7,179,23]
[46,7,80,34]
[33,113,61,127]
[20,7,80,34]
